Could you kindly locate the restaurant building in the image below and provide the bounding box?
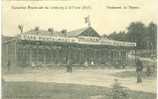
[2,26,136,67]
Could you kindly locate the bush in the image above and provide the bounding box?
[111,79,130,99]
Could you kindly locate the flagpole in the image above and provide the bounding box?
[85,15,91,27]
[88,15,91,27]
[88,21,91,27]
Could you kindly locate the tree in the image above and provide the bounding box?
[116,31,127,41]
[108,31,127,41]
[108,31,118,40]
[147,22,157,49]
[108,21,157,51]
[127,22,146,49]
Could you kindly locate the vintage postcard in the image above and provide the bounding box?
[1,0,157,99]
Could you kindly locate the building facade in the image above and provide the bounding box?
[2,26,136,68]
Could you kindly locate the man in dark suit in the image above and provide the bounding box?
[135,57,143,83]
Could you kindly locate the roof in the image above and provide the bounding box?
[25,29,65,36]
[67,27,100,37]
[66,27,89,37]
[23,26,100,37]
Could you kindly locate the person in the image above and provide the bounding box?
[31,62,36,69]
[122,63,126,69]
[66,59,72,73]
[66,65,72,73]
[84,61,88,67]
[152,56,157,73]
[135,57,143,83]
[146,66,152,77]
[7,60,11,72]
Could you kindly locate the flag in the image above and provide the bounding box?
[85,16,90,23]
[84,16,91,27]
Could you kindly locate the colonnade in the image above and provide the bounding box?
[16,43,130,67]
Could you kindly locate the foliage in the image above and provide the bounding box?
[111,80,129,99]
[108,22,157,50]
[108,31,127,41]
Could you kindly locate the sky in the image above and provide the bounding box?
[2,0,158,36]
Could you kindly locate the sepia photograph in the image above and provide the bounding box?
[1,0,157,99]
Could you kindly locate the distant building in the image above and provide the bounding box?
[2,26,136,67]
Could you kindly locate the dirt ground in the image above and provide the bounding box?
[2,67,157,94]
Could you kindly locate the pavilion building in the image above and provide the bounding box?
[2,26,136,67]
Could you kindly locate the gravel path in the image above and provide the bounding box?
[3,68,156,93]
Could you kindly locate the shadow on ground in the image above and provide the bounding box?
[111,71,157,79]
[2,81,156,99]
